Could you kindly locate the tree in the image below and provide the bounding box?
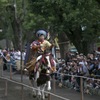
[96,0,100,4]
[29,0,100,57]
[0,0,8,40]
[0,0,100,58]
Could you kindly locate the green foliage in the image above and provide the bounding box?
[28,0,100,54]
[29,0,100,33]
[0,0,8,40]
[0,0,100,53]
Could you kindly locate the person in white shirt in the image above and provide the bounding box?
[22,51,26,61]
[78,62,89,76]
[16,50,21,60]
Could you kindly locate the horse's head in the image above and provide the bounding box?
[40,54,57,74]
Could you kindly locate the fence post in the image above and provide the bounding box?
[1,61,3,76]
[48,93,51,100]
[5,80,8,96]
[21,84,24,100]
[10,65,12,80]
[53,75,56,93]
[80,77,84,100]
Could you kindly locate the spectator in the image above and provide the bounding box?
[2,49,7,70]
[55,51,100,94]
[6,53,17,72]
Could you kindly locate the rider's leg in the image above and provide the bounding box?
[36,55,42,61]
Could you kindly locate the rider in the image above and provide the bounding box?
[30,30,56,72]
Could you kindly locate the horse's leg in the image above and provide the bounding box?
[35,71,39,81]
[41,84,46,100]
[37,86,41,99]
[29,72,38,97]
[43,80,51,99]
[29,79,36,97]
[47,80,51,91]
[36,71,42,97]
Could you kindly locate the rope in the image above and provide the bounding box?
[58,41,69,45]
[1,61,100,81]
[0,76,70,100]
[55,72,100,81]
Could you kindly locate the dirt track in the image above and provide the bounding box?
[0,71,100,100]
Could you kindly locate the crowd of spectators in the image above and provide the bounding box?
[0,48,100,94]
[55,51,100,94]
[0,49,26,72]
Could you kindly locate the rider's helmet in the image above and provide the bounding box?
[36,30,47,38]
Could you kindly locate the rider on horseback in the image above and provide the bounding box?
[25,30,56,98]
[30,30,56,73]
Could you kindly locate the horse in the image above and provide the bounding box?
[24,49,56,99]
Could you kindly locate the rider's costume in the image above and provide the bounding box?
[30,30,56,72]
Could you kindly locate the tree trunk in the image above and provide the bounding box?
[96,0,100,4]
[65,28,85,54]
[64,28,96,55]
[87,41,97,53]
[6,5,22,50]
[11,19,21,50]
[58,33,69,59]
[70,39,96,55]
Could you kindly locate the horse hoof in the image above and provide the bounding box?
[45,94,48,98]
[47,87,51,91]
[37,95,41,99]
[32,91,36,98]
[33,94,36,98]
[42,98,45,100]
[41,97,45,100]
[58,83,63,87]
